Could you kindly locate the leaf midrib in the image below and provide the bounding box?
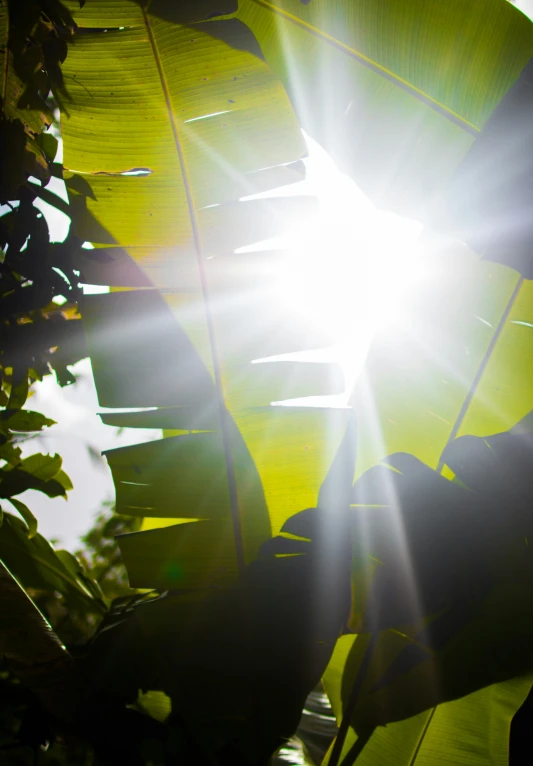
[436,275,525,473]
[248,0,480,135]
[407,707,436,765]
[140,6,246,575]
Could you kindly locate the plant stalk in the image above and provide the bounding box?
[328,633,378,766]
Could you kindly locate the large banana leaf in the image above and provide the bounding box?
[314,262,533,761]
[308,249,533,759]
[60,3,533,760]
[322,642,532,766]
[232,3,533,752]
[58,10,356,756]
[352,254,532,476]
[59,0,350,588]
[237,0,533,222]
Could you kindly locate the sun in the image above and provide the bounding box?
[241,133,426,404]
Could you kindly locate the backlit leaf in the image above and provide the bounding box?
[8,497,38,539]
[238,0,533,219]
[0,409,56,432]
[322,662,533,766]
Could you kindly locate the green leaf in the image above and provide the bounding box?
[0,441,22,467]
[311,424,533,743]
[117,520,240,590]
[322,672,533,766]
[82,286,336,413]
[0,4,52,195]
[80,289,217,409]
[7,368,29,409]
[37,131,59,163]
[61,3,307,256]
[352,255,526,477]
[8,497,38,539]
[99,362,342,422]
[106,433,243,519]
[0,119,26,201]
[94,523,350,761]
[64,0,238,26]
[233,406,350,535]
[0,512,106,614]
[0,409,56,432]
[135,690,172,724]
[19,453,62,482]
[0,468,66,500]
[238,0,533,219]
[62,2,352,615]
[55,548,107,603]
[314,242,533,758]
[0,453,72,499]
[99,407,218,431]
[50,469,73,493]
[444,58,533,277]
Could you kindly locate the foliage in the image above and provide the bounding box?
[237,0,533,246]
[0,2,112,760]
[0,502,135,764]
[0,0,88,540]
[0,185,87,533]
[0,0,105,644]
[2,1,533,765]
[75,502,140,602]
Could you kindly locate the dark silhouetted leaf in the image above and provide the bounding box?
[0,512,106,614]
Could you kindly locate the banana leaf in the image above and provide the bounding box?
[59,3,533,761]
[58,1,350,590]
[322,659,533,766]
[237,0,533,229]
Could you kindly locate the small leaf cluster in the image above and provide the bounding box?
[0,0,84,200]
[1,0,90,535]
[0,188,89,536]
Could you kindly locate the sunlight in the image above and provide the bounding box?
[241,133,425,401]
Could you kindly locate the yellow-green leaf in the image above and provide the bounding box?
[322,672,533,766]
[8,498,37,539]
[61,2,306,255]
[238,0,533,218]
[117,519,240,590]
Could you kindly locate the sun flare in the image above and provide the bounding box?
[242,133,425,403]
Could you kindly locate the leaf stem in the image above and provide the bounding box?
[141,6,245,577]
[436,275,524,473]
[341,726,375,766]
[328,633,378,766]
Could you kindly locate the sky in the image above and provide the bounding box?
[512,0,533,19]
